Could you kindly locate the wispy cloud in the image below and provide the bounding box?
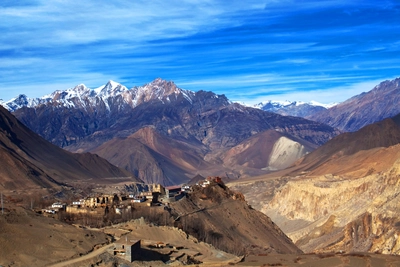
[230,78,391,105]
[0,0,399,104]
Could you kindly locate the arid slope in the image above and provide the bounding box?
[0,206,110,267]
[0,105,139,191]
[231,114,400,254]
[170,181,302,255]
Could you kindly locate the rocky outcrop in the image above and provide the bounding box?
[265,157,400,254]
[267,136,308,171]
[232,149,400,255]
[170,180,303,255]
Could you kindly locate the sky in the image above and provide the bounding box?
[1,0,399,105]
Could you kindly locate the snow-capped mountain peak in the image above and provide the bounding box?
[95,80,128,97]
[50,84,91,101]
[308,100,338,109]
[0,78,197,112]
[254,100,295,110]
[132,78,195,104]
[2,94,42,111]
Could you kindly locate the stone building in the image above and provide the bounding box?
[113,238,141,262]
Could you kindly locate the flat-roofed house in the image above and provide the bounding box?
[113,238,141,262]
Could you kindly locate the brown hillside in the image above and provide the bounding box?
[0,205,110,267]
[222,129,315,170]
[91,134,193,185]
[231,115,400,255]
[292,117,400,175]
[0,106,139,191]
[308,77,400,132]
[170,181,302,255]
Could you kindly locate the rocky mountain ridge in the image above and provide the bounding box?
[308,77,400,132]
[7,78,340,185]
[1,78,196,112]
[254,100,335,118]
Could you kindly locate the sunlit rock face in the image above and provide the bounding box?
[231,114,400,254]
[266,154,400,254]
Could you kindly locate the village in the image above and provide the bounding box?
[39,176,227,264]
[42,176,221,217]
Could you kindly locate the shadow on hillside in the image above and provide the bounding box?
[135,247,170,262]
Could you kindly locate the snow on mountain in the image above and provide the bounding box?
[94,80,128,97]
[1,94,47,112]
[1,78,196,112]
[254,100,337,118]
[308,100,338,109]
[255,100,337,110]
[132,78,195,104]
[49,84,91,100]
[254,100,295,111]
[0,78,336,116]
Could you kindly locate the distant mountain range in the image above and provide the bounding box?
[4,76,399,185]
[254,100,336,118]
[4,77,400,134]
[254,77,400,132]
[3,78,339,185]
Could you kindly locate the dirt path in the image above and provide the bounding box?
[47,243,114,267]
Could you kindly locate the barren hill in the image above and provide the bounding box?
[0,106,139,191]
[91,129,204,186]
[290,115,400,176]
[0,205,110,267]
[169,180,302,255]
[230,114,400,255]
[222,129,315,172]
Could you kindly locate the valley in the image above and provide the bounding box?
[1,77,400,266]
[230,114,400,256]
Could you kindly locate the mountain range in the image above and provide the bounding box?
[4,78,339,185]
[254,77,400,132]
[2,76,399,186]
[254,100,335,118]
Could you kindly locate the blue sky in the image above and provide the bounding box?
[1,0,399,104]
